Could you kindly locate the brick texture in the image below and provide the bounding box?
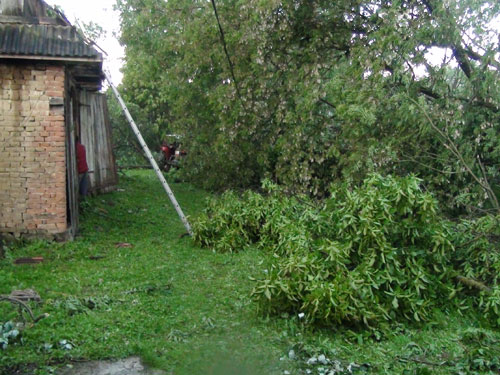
[0,63,67,236]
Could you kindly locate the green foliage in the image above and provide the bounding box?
[453,215,500,325]
[77,20,106,42]
[106,90,151,167]
[53,296,112,316]
[116,0,500,213]
[194,174,500,328]
[0,171,294,374]
[0,270,14,291]
[455,328,500,373]
[2,171,499,374]
[193,181,311,253]
[0,322,20,350]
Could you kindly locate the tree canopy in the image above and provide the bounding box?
[114,0,500,214]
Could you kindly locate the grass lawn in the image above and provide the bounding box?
[1,170,499,374]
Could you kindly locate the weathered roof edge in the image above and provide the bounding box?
[0,0,104,62]
[0,0,69,24]
[0,54,103,63]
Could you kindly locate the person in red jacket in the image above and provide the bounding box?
[161,141,172,161]
[76,136,89,197]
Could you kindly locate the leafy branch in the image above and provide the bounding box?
[408,96,499,213]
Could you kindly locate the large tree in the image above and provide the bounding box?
[115,0,500,213]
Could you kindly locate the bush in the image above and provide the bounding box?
[193,174,500,328]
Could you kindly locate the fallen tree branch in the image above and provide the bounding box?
[398,356,447,367]
[456,276,492,293]
[0,296,47,323]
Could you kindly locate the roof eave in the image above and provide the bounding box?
[0,54,103,63]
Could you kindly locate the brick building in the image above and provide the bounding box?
[0,0,117,240]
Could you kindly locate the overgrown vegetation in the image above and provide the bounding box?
[1,171,499,374]
[114,0,500,214]
[194,175,500,329]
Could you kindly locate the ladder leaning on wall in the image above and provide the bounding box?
[104,71,193,236]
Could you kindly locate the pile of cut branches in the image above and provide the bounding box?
[193,175,500,328]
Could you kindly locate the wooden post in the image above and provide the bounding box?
[104,71,193,236]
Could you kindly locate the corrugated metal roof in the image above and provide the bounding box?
[0,0,52,18]
[0,23,102,60]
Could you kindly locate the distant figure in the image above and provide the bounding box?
[161,141,178,171]
[161,141,173,162]
[76,136,89,198]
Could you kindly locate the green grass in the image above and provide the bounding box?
[0,170,499,374]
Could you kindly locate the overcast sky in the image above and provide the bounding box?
[45,0,125,85]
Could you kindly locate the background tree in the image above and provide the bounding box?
[113,0,500,214]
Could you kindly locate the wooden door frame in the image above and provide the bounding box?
[64,75,79,239]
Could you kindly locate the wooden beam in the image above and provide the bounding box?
[0,15,62,25]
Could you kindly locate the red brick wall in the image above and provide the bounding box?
[0,63,67,237]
